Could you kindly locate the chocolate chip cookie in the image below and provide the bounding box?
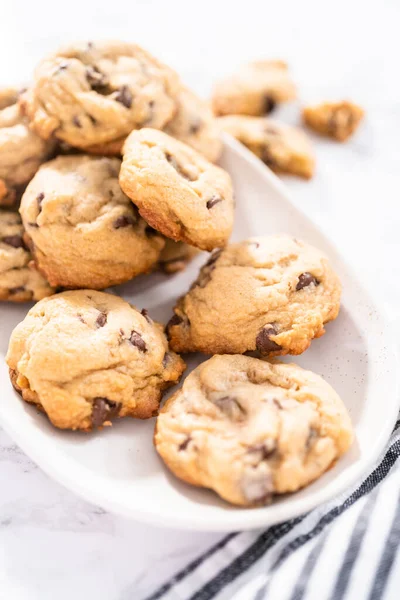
[302,101,364,142]
[0,87,54,207]
[22,41,180,150]
[167,235,341,356]
[164,87,222,162]
[218,115,315,179]
[158,239,198,274]
[155,354,353,506]
[120,128,234,250]
[0,210,54,302]
[7,290,186,430]
[212,60,296,117]
[20,155,165,289]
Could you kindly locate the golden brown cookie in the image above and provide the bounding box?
[0,87,54,207]
[212,60,296,117]
[219,115,315,179]
[22,41,180,149]
[7,290,186,431]
[167,235,341,356]
[164,87,222,162]
[19,155,165,289]
[155,355,353,506]
[302,101,364,141]
[120,128,234,251]
[0,210,54,302]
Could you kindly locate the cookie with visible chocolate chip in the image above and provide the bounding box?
[218,115,315,179]
[158,239,199,274]
[0,210,54,302]
[167,235,341,356]
[155,354,353,506]
[164,87,222,163]
[120,128,234,251]
[6,290,186,431]
[302,101,364,141]
[22,41,180,150]
[0,87,55,207]
[212,60,296,117]
[20,155,165,289]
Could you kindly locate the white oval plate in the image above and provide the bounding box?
[0,136,398,532]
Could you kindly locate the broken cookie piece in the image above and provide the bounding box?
[302,101,364,141]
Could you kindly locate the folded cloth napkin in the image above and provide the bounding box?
[145,416,400,600]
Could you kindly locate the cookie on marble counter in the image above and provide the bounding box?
[7,290,186,431]
[0,210,54,302]
[120,128,234,251]
[164,87,222,163]
[21,41,180,150]
[302,101,364,141]
[155,354,353,506]
[167,235,341,356]
[212,60,296,117]
[218,115,315,179]
[0,87,55,207]
[20,155,165,289]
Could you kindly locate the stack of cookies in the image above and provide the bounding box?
[2,40,353,508]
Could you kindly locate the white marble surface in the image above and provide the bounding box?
[0,1,399,598]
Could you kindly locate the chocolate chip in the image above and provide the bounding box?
[165,153,196,181]
[261,146,276,168]
[296,272,319,291]
[92,397,121,428]
[115,86,133,109]
[272,398,283,410]
[140,308,152,323]
[2,235,25,249]
[189,118,202,134]
[77,314,86,324]
[306,427,318,449]
[263,96,276,114]
[72,116,81,128]
[28,222,39,228]
[9,286,25,295]
[178,436,192,451]
[89,114,97,125]
[248,441,276,460]
[129,330,147,352]
[212,396,246,421]
[113,215,135,229]
[86,65,108,90]
[206,196,222,209]
[96,312,107,328]
[167,314,183,328]
[56,62,69,73]
[37,192,45,213]
[256,325,282,354]
[162,352,171,368]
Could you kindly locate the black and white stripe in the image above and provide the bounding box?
[144,419,400,600]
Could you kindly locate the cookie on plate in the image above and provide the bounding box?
[218,115,315,179]
[21,41,180,150]
[302,101,364,142]
[212,60,296,117]
[158,239,198,274]
[7,290,186,431]
[20,155,165,289]
[0,87,54,207]
[164,87,222,163]
[120,128,234,251]
[0,210,54,302]
[167,235,341,356]
[155,354,353,506]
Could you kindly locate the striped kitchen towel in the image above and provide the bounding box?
[145,417,400,600]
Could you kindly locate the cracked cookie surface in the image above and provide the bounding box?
[219,115,315,179]
[0,87,54,207]
[164,87,222,162]
[302,101,364,141]
[0,210,54,302]
[22,41,180,149]
[155,354,353,506]
[7,290,186,431]
[212,60,296,117]
[120,128,234,250]
[20,155,165,289]
[167,235,341,356]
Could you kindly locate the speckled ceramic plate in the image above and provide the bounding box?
[0,136,398,531]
